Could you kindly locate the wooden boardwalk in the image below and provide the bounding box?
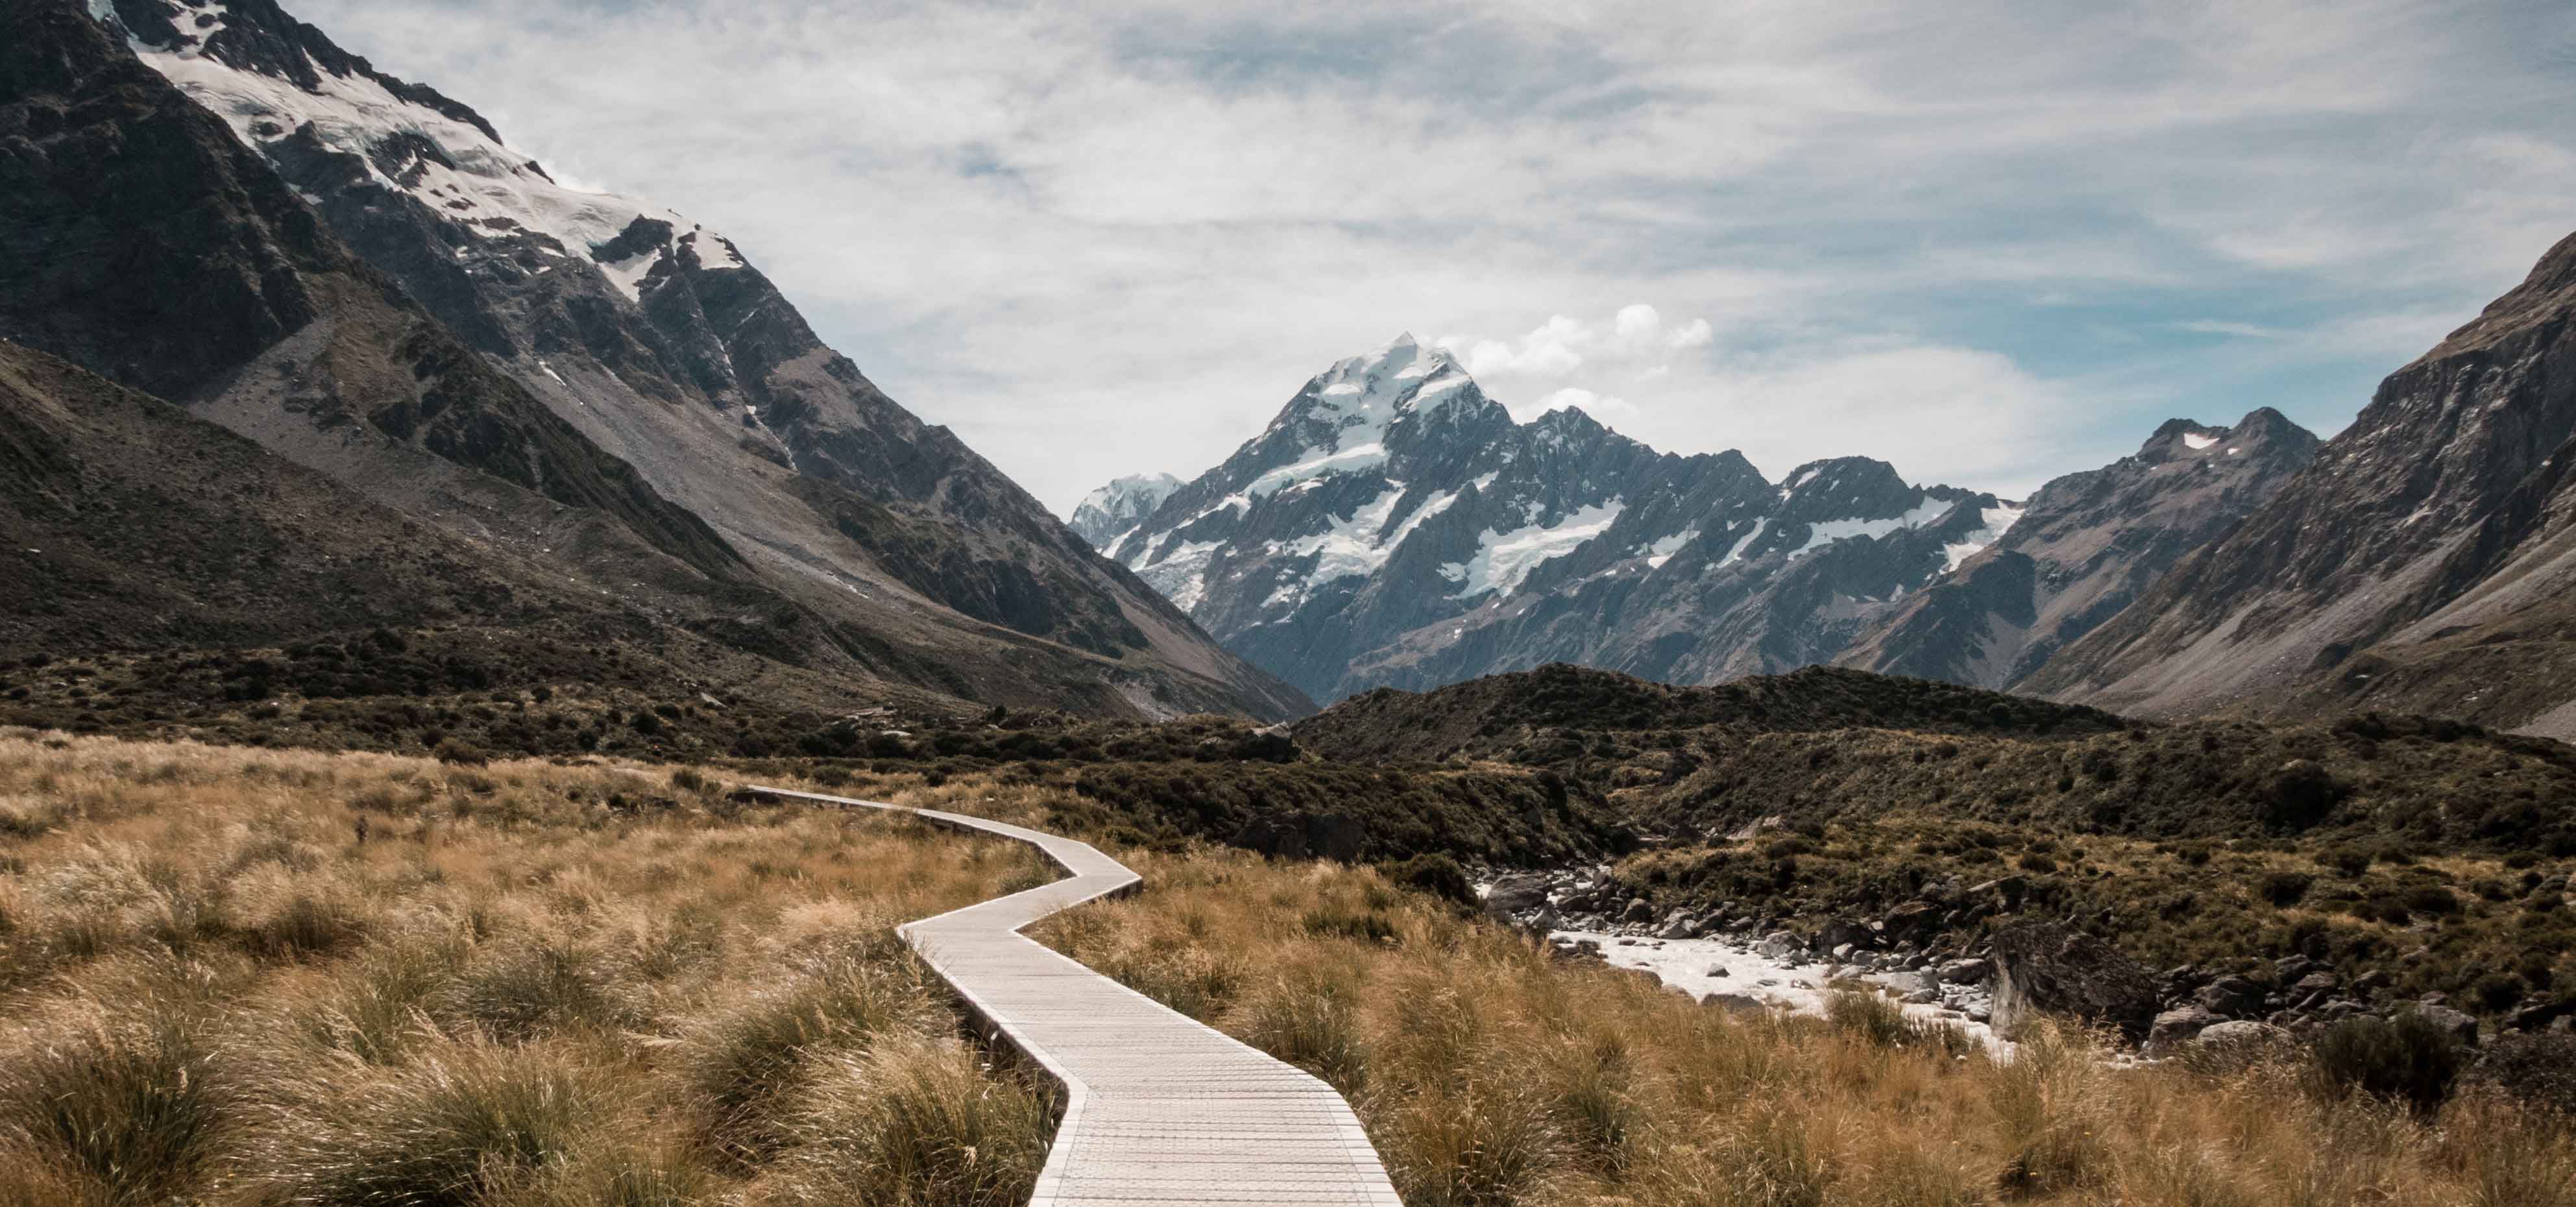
[746,787,1405,1207]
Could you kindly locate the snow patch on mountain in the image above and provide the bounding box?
[1721,518,1769,567]
[2182,432,2219,450]
[1137,539,1225,611]
[1442,501,1626,599]
[118,3,730,300]
[1790,497,1954,560]
[1940,502,2028,572]
[1643,529,1698,569]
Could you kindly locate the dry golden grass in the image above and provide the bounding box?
[0,730,1057,1206]
[5,733,2571,1207]
[1032,842,2576,1207]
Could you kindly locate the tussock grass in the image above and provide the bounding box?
[5,733,2571,1206]
[0,731,1055,1206]
[1031,835,2576,1207]
[754,1034,1051,1207]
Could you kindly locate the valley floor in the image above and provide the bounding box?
[1,731,2571,1206]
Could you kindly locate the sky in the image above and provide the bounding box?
[295,0,2576,511]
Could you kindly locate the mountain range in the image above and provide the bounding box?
[1,0,1306,724]
[2029,232,2576,740]
[1082,334,2322,708]
[8,0,2576,744]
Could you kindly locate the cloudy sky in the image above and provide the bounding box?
[297,0,2576,511]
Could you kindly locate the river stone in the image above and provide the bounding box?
[1988,922,2159,1042]
[2196,975,2266,1018]
[1484,872,1550,915]
[2194,1020,2285,1046]
[2146,1005,2222,1055]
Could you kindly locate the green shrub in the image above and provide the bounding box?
[2262,871,2313,906]
[2467,1032,2576,1116]
[1383,854,1474,906]
[2304,1012,2466,1114]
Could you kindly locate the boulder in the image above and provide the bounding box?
[2274,955,2326,984]
[2409,1004,2480,1047]
[1484,873,1551,915]
[1987,923,2159,1042]
[1883,899,1941,939]
[1936,958,1991,984]
[2146,1005,2224,1053]
[1814,918,1872,955]
[2194,1020,2285,1047]
[1656,912,1699,940]
[2292,971,2340,998]
[1756,931,1803,960]
[1705,992,1768,1014]
[1620,898,1655,924]
[2505,999,2574,1033]
[1966,875,2028,905]
[2194,975,2265,1018]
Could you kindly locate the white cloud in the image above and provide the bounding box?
[1511,387,1642,424]
[1679,344,2089,497]
[1440,304,1714,381]
[280,0,2576,511]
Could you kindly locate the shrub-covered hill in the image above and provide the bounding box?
[1298,664,2576,856]
[1299,663,2127,764]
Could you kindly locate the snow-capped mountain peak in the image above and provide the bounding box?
[1085,335,2032,701]
[1068,472,1184,550]
[103,0,729,308]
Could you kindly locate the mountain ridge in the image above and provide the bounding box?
[3,0,1308,720]
[2026,231,2576,738]
[1089,334,2096,703]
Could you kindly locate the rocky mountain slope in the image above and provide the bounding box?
[1092,334,2026,702]
[1838,410,2320,688]
[2026,232,2576,738]
[0,337,937,733]
[2,0,1304,720]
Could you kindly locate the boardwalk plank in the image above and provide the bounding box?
[741,786,1405,1207]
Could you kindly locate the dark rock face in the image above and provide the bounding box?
[2026,231,2576,738]
[1095,334,2021,703]
[1839,411,2319,689]
[1987,922,2160,1041]
[2,0,1306,720]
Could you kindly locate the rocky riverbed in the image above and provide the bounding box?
[1546,928,2010,1055]
[1485,866,2551,1058]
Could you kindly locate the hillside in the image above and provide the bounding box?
[0,0,1304,721]
[1295,663,2576,854]
[2027,231,2576,738]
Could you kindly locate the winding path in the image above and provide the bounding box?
[746,786,1405,1207]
